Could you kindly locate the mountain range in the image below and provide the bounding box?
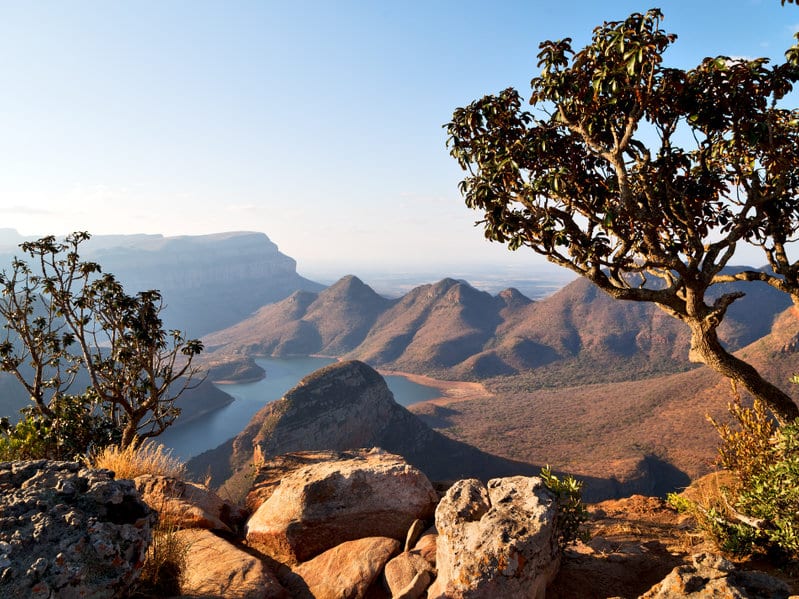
[1,228,795,498]
[197,266,799,496]
[202,271,790,385]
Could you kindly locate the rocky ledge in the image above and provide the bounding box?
[1,454,795,598]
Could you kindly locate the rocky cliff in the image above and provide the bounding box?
[0,230,323,337]
[87,231,324,336]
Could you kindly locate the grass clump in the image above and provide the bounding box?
[86,440,186,480]
[130,521,188,598]
[86,440,190,596]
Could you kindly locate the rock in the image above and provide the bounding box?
[245,449,437,564]
[246,450,351,512]
[176,528,289,599]
[135,474,246,533]
[395,570,433,599]
[429,476,560,599]
[413,527,438,566]
[384,551,434,597]
[640,552,791,598]
[0,460,155,598]
[283,536,400,599]
[404,519,427,552]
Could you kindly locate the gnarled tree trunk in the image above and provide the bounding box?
[687,319,799,424]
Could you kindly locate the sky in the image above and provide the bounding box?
[0,1,797,281]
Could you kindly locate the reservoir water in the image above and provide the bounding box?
[158,357,441,460]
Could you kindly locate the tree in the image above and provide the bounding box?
[0,232,204,451]
[446,9,799,422]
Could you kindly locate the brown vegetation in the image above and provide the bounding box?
[88,441,186,480]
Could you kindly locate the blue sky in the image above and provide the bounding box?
[0,1,797,279]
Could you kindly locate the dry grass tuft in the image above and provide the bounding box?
[86,441,186,480]
[131,521,188,597]
[87,441,190,596]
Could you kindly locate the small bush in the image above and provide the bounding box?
[733,422,799,556]
[675,398,799,560]
[87,441,185,480]
[0,394,119,461]
[540,465,589,550]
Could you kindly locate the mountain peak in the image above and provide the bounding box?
[497,288,532,309]
[290,360,387,400]
[325,275,374,297]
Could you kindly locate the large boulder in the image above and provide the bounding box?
[176,528,289,599]
[0,460,155,599]
[640,552,790,598]
[429,476,560,599]
[135,474,246,533]
[245,448,437,564]
[246,450,350,512]
[282,536,400,599]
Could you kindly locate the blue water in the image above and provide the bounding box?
[158,357,441,460]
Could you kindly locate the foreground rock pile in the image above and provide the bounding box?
[236,447,565,598]
[1,453,795,598]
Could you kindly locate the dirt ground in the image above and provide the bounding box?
[548,495,799,598]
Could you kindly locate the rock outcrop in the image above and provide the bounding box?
[245,448,437,564]
[429,476,561,599]
[640,552,791,598]
[0,461,155,598]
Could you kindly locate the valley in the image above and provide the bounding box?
[0,229,796,501]
[191,247,797,499]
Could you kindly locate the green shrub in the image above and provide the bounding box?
[0,393,119,461]
[733,422,799,556]
[540,465,589,550]
[675,398,799,560]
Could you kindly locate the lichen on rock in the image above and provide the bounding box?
[0,460,155,598]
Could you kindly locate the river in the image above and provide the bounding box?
[158,357,441,460]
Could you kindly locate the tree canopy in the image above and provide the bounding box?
[0,232,204,455]
[447,9,799,422]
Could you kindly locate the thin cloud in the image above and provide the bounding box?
[225,203,258,213]
[0,205,59,215]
